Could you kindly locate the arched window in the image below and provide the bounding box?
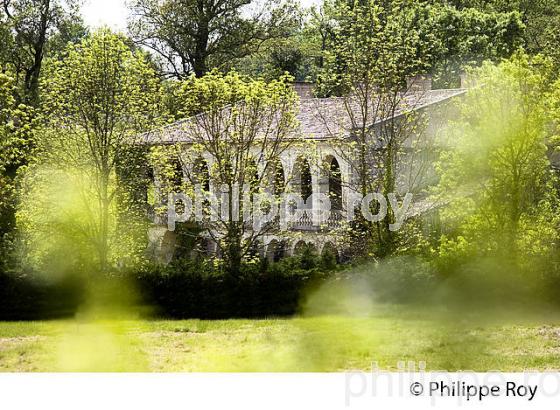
[193,158,210,192]
[266,239,285,262]
[321,242,339,264]
[293,241,318,256]
[192,158,211,221]
[246,159,260,196]
[269,160,285,196]
[293,240,308,256]
[170,157,184,190]
[294,157,313,205]
[160,231,177,264]
[198,238,216,256]
[247,240,263,259]
[328,157,343,211]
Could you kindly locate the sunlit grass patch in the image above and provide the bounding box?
[2,306,560,372]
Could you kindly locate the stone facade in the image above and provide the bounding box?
[142,84,467,263]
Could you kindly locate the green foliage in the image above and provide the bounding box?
[0,73,35,268]
[128,0,301,78]
[217,0,525,86]
[443,1,560,67]
[152,70,300,277]
[318,0,440,95]
[176,69,299,119]
[432,52,560,277]
[18,29,167,275]
[0,1,85,268]
[40,29,165,139]
[232,7,323,82]
[429,4,524,87]
[0,0,86,104]
[317,0,524,92]
[135,257,323,318]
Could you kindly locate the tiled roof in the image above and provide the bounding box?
[139,88,466,145]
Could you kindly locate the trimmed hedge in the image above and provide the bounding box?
[0,257,330,320]
[135,259,325,319]
[0,270,84,320]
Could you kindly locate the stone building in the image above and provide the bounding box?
[141,78,467,263]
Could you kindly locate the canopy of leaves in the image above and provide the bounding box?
[318,0,441,95]
[433,53,560,271]
[0,0,86,104]
[0,73,34,240]
[18,29,167,273]
[317,0,525,94]
[150,70,300,276]
[40,28,165,166]
[128,0,301,78]
[442,0,560,58]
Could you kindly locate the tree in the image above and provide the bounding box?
[317,0,440,257]
[0,0,85,105]
[27,29,166,273]
[0,1,86,270]
[442,1,560,60]
[0,73,33,267]
[234,37,308,81]
[428,3,524,87]
[150,70,300,277]
[316,1,524,88]
[231,5,328,82]
[433,53,559,277]
[312,0,525,257]
[128,0,300,78]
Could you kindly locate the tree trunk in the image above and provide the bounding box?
[225,228,243,278]
[24,0,50,105]
[193,3,209,77]
[98,169,111,274]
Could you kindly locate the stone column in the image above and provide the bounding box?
[280,151,294,192]
[311,163,322,226]
[339,158,352,218]
[277,151,298,230]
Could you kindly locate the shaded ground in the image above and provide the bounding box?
[1,305,560,372]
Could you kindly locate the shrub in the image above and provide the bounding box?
[0,269,84,320]
[348,256,436,303]
[135,257,329,319]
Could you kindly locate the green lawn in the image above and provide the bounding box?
[1,305,560,372]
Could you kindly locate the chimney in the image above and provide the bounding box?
[407,74,432,92]
[293,82,315,99]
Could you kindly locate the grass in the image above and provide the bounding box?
[1,304,560,372]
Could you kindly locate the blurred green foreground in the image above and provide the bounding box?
[2,305,560,372]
